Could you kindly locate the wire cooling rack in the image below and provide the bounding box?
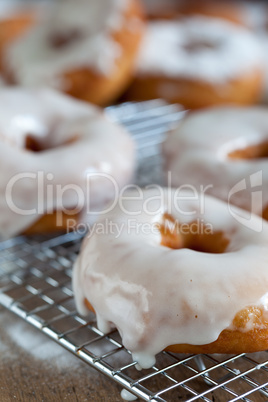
[1,101,268,402]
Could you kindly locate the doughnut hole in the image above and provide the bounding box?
[228,141,268,159]
[25,134,78,152]
[25,135,44,152]
[49,29,84,49]
[183,40,217,53]
[160,213,229,253]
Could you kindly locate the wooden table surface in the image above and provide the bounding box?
[0,306,124,402]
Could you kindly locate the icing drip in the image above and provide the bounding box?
[121,389,137,401]
[73,188,268,369]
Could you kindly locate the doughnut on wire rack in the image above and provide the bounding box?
[1,100,268,401]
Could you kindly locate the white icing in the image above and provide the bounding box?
[73,187,268,369]
[4,0,130,88]
[0,87,135,238]
[162,106,268,214]
[136,17,263,83]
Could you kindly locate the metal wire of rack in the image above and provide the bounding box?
[1,101,268,402]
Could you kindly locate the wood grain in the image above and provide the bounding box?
[0,307,123,402]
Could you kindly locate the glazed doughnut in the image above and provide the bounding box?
[163,106,268,219]
[3,0,144,106]
[73,188,268,368]
[0,88,135,239]
[125,17,264,109]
